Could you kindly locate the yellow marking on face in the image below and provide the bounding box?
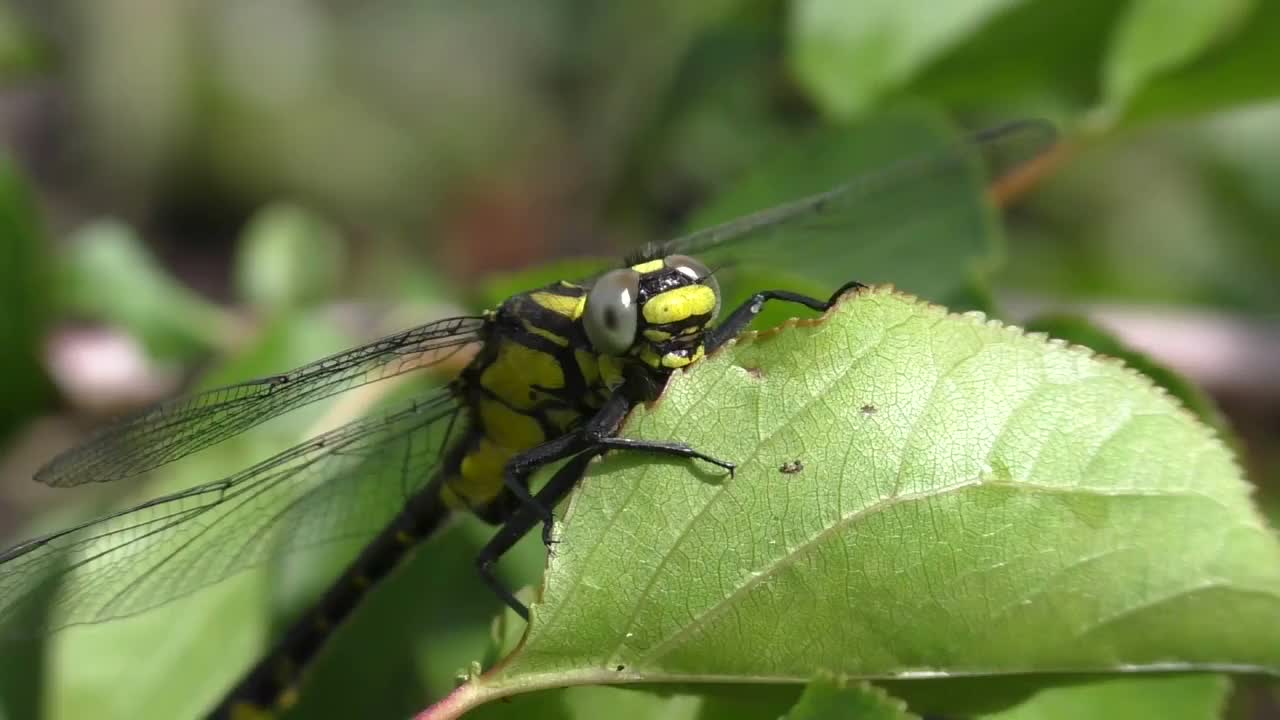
[522,319,569,347]
[643,328,672,342]
[479,398,546,449]
[530,291,586,320]
[642,285,716,325]
[681,325,699,335]
[636,344,662,369]
[395,530,414,545]
[630,258,664,274]
[660,344,705,369]
[662,353,690,368]
[480,341,564,410]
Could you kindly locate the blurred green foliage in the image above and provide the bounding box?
[0,153,51,437]
[0,1,1278,719]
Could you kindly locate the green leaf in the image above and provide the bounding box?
[0,153,53,438]
[1101,0,1254,119]
[58,219,237,357]
[1120,1,1280,124]
[789,0,1025,119]
[1022,314,1231,440]
[786,679,918,720]
[980,674,1230,720]
[683,108,1018,312]
[0,3,47,78]
[0,567,59,720]
[235,203,346,312]
[446,288,1278,715]
[909,1,1123,115]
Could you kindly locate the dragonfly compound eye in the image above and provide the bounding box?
[584,268,641,355]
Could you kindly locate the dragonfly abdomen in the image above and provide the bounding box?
[211,281,621,716]
[208,474,454,719]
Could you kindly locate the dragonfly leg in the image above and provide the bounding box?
[477,450,598,620]
[588,435,735,476]
[500,431,585,528]
[497,390,633,525]
[500,390,735,529]
[704,280,866,352]
[577,391,734,474]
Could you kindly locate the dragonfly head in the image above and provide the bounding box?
[583,254,720,371]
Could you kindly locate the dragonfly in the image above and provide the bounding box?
[0,118,1055,719]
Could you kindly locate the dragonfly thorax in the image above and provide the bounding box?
[445,254,721,512]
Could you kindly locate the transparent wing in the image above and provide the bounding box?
[0,389,463,634]
[37,315,486,487]
[662,119,1058,297]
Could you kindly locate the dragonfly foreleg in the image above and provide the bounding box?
[704,280,866,352]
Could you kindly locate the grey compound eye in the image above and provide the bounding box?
[584,268,640,355]
[665,254,720,318]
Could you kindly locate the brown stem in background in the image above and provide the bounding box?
[990,135,1072,208]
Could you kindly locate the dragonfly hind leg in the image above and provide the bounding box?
[476,450,598,620]
[483,392,735,619]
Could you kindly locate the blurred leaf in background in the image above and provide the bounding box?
[790,0,1025,119]
[58,220,235,358]
[0,155,52,440]
[234,203,345,314]
[982,675,1230,720]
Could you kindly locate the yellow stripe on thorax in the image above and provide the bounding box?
[477,398,546,449]
[479,341,564,410]
[529,291,586,320]
[521,319,569,347]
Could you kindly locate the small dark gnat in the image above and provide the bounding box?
[861,404,878,415]
[779,459,804,474]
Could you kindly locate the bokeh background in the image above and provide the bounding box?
[0,1,1277,719]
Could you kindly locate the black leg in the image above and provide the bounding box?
[497,392,632,523]
[705,280,866,351]
[501,431,589,526]
[590,436,735,476]
[476,450,599,620]
[499,391,735,537]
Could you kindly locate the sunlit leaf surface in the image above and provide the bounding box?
[473,288,1278,706]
